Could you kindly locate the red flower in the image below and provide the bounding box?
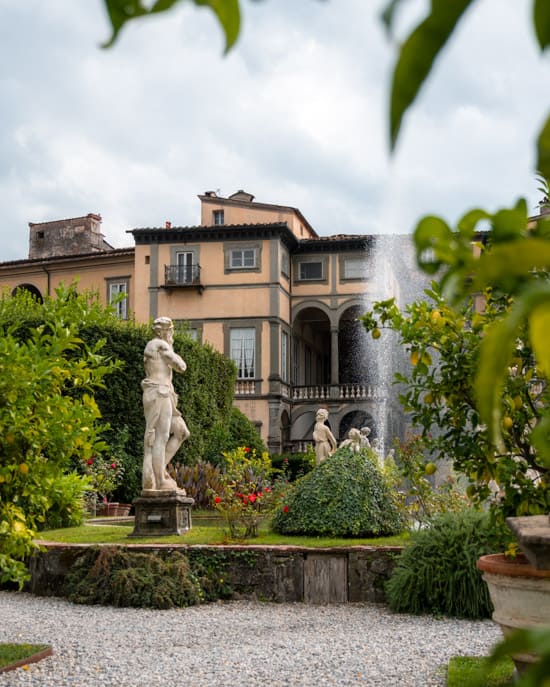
[257,492,263,498]
[110,463,117,469]
[86,458,94,465]
[242,495,249,503]
[264,487,271,493]
[214,496,222,504]
[248,494,257,504]
[283,505,289,513]
[244,447,250,453]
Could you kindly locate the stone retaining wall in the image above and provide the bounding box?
[29,543,402,604]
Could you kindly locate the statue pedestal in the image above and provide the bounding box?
[130,490,194,537]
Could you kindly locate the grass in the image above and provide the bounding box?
[37,520,410,547]
[0,643,49,669]
[447,656,515,687]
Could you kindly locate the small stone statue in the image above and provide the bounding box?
[339,427,362,453]
[359,426,371,448]
[312,408,337,465]
[142,317,190,492]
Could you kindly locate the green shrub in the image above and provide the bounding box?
[271,449,315,481]
[40,472,90,531]
[385,510,502,619]
[0,306,116,587]
[64,547,202,608]
[271,446,405,537]
[202,408,267,466]
[0,285,240,504]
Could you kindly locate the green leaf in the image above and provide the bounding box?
[491,200,528,242]
[456,208,490,236]
[530,301,550,377]
[102,0,149,48]
[193,0,240,53]
[476,283,550,450]
[472,238,550,291]
[389,0,474,149]
[102,0,240,53]
[413,215,453,274]
[536,115,550,182]
[380,0,403,36]
[534,0,550,50]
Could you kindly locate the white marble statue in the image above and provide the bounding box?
[312,408,337,465]
[359,426,371,448]
[339,427,362,453]
[142,316,190,492]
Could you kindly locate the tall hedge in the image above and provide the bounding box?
[0,286,261,502]
[80,321,238,499]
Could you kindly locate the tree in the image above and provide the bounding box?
[362,281,550,529]
[0,294,117,587]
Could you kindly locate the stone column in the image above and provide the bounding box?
[330,326,340,398]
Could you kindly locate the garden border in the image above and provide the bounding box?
[29,542,403,604]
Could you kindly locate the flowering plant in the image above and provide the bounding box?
[211,446,275,539]
[82,454,124,503]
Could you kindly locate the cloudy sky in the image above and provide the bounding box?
[0,0,548,260]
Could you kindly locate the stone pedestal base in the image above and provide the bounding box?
[130,491,194,537]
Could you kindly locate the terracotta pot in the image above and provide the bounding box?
[116,504,132,517]
[477,553,550,674]
[103,502,120,517]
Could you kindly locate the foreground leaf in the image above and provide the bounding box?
[102,0,240,52]
[389,0,475,148]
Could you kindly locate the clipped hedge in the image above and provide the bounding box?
[0,287,264,503]
[271,446,405,537]
[385,510,502,619]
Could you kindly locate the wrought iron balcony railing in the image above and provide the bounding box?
[164,264,203,293]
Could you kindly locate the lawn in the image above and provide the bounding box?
[0,644,50,670]
[37,517,410,548]
[446,656,515,687]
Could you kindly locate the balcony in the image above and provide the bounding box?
[163,264,204,294]
[292,384,385,402]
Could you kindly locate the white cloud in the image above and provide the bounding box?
[0,0,547,261]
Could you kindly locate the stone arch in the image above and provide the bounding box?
[292,305,331,386]
[338,303,370,384]
[12,283,43,303]
[338,409,375,443]
[281,409,291,451]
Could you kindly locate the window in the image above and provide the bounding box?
[343,257,366,280]
[176,251,194,283]
[230,248,256,269]
[299,261,323,280]
[281,250,289,278]
[213,210,224,225]
[230,328,255,379]
[108,280,128,319]
[224,243,261,272]
[281,331,289,383]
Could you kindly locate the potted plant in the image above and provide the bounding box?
[82,454,125,517]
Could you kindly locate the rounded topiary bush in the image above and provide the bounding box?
[385,510,502,619]
[271,446,405,537]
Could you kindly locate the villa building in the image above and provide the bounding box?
[0,190,417,454]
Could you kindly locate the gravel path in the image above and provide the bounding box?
[0,591,501,686]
